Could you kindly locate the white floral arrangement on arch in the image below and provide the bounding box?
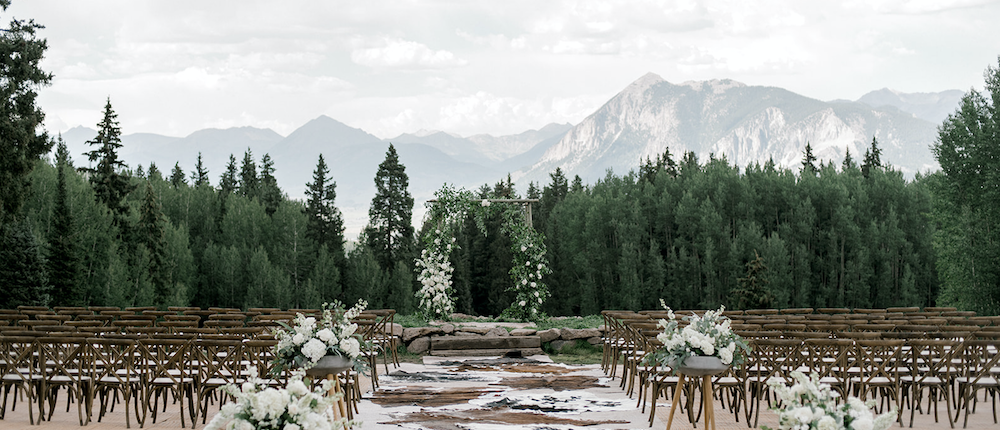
[205,367,354,430]
[644,303,750,370]
[763,371,897,430]
[272,300,369,374]
[415,230,456,319]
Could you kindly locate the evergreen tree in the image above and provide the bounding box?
[304,154,346,269]
[238,148,258,200]
[0,0,53,224]
[137,181,171,307]
[364,144,415,272]
[861,136,883,178]
[259,153,282,217]
[48,138,83,306]
[0,222,50,308]
[192,152,210,187]
[731,250,774,309]
[842,147,855,171]
[570,175,584,194]
[169,162,186,188]
[801,142,818,175]
[81,98,134,222]
[538,168,568,231]
[526,181,540,200]
[219,155,238,195]
[147,162,162,181]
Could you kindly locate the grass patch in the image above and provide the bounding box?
[395,313,430,328]
[534,315,603,330]
[543,340,603,365]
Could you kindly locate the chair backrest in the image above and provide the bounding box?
[36,336,91,386]
[952,339,1000,383]
[88,337,140,386]
[194,338,244,386]
[853,339,906,385]
[750,338,804,383]
[803,338,852,383]
[904,339,959,385]
[136,338,193,384]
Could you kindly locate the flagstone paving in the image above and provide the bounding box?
[5,355,998,429]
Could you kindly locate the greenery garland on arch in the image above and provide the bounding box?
[415,184,552,322]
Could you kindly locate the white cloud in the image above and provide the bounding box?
[351,37,467,69]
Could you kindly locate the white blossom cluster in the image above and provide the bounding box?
[502,219,551,321]
[415,233,456,319]
[646,304,750,370]
[205,367,353,430]
[272,300,368,373]
[764,371,896,430]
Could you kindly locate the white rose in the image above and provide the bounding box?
[519,300,526,306]
[316,328,336,343]
[792,407,814,425]
[530,282,536,288]
[292,333,305,345]
[481,199,490,206]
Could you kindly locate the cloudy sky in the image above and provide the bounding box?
[11,0,1000,140]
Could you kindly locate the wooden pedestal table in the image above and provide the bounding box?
[664,356,729,430]
[306,355,354,428]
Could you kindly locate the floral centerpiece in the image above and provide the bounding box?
[272,300,369,374]
[205,367,353,430]
[415,231,457,319]
[763,371,897,430]
[644,302,750,372]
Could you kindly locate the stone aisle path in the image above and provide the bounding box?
[358,355,681,430]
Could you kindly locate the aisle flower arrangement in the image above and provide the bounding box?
[272,300,369,374]
[205,367,353,430]
[645,303,750,370]
[763,371,897,430]
[415,231,456,319]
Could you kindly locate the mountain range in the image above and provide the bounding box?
[57,74,959,237]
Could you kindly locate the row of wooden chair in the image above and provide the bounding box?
[602,309,1000,429]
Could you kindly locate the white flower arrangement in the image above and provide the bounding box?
[272,300,369,374]
[205,367,354,430]
[415,242,456,319]
[645,303,749,370]
[763,371,897,430]
[418,184,553,322]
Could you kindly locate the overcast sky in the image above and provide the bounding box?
[11,0,1000,139]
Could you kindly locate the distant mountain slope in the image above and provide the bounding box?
[857,88,964,125]
[515,73,940,186]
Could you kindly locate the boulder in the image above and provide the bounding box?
[586,336,603,346]
[549,339,571,352]
[402,326,442,343]
[537,328,560,343]
[390,323,404,337]
[440,323,455,334]
[485,327,509,337]
[458,326,491,335]
[509,328,537,336]
[453,331,480,337]
[406,336,430,354]
[560,328,601,340]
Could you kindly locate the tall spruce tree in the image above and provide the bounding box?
[0,0,53,224]
[259,153,282,217]
[169,162,186,188]
[219,155,238,195]
[304,154,346,268]
[192,152,210,187]
[0,222,50,308]
[364,144,415,272]
[81,98,134,223]
[238,148,258,200]
[842,146,855,171]
[861,136,883,179]
[137,181,171,306]
[801,142,818,175]
[48,138,83,306]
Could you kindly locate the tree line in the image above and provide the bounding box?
[2,0,997,316]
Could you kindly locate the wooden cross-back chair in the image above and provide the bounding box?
[901,339,959,428]
[748,338,804,428]
[851,339,906,424]
[0,335,41,424]
[88,337,144,428]
[136,338,197,428]
[195,338,244,424]
[35,336,93,426]
[953,339,1000,428]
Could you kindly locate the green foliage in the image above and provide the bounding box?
[169,162,186,188]
[0,221,51,307]
[48,138,83,306]
[731,250,774,310]
[192,152,210,187]
[365,144,415,272]
[532,315,603,330]
[931,57,1000,315]
[0,1,53,224]
[81,98,135,225]
[304,154,346,276]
